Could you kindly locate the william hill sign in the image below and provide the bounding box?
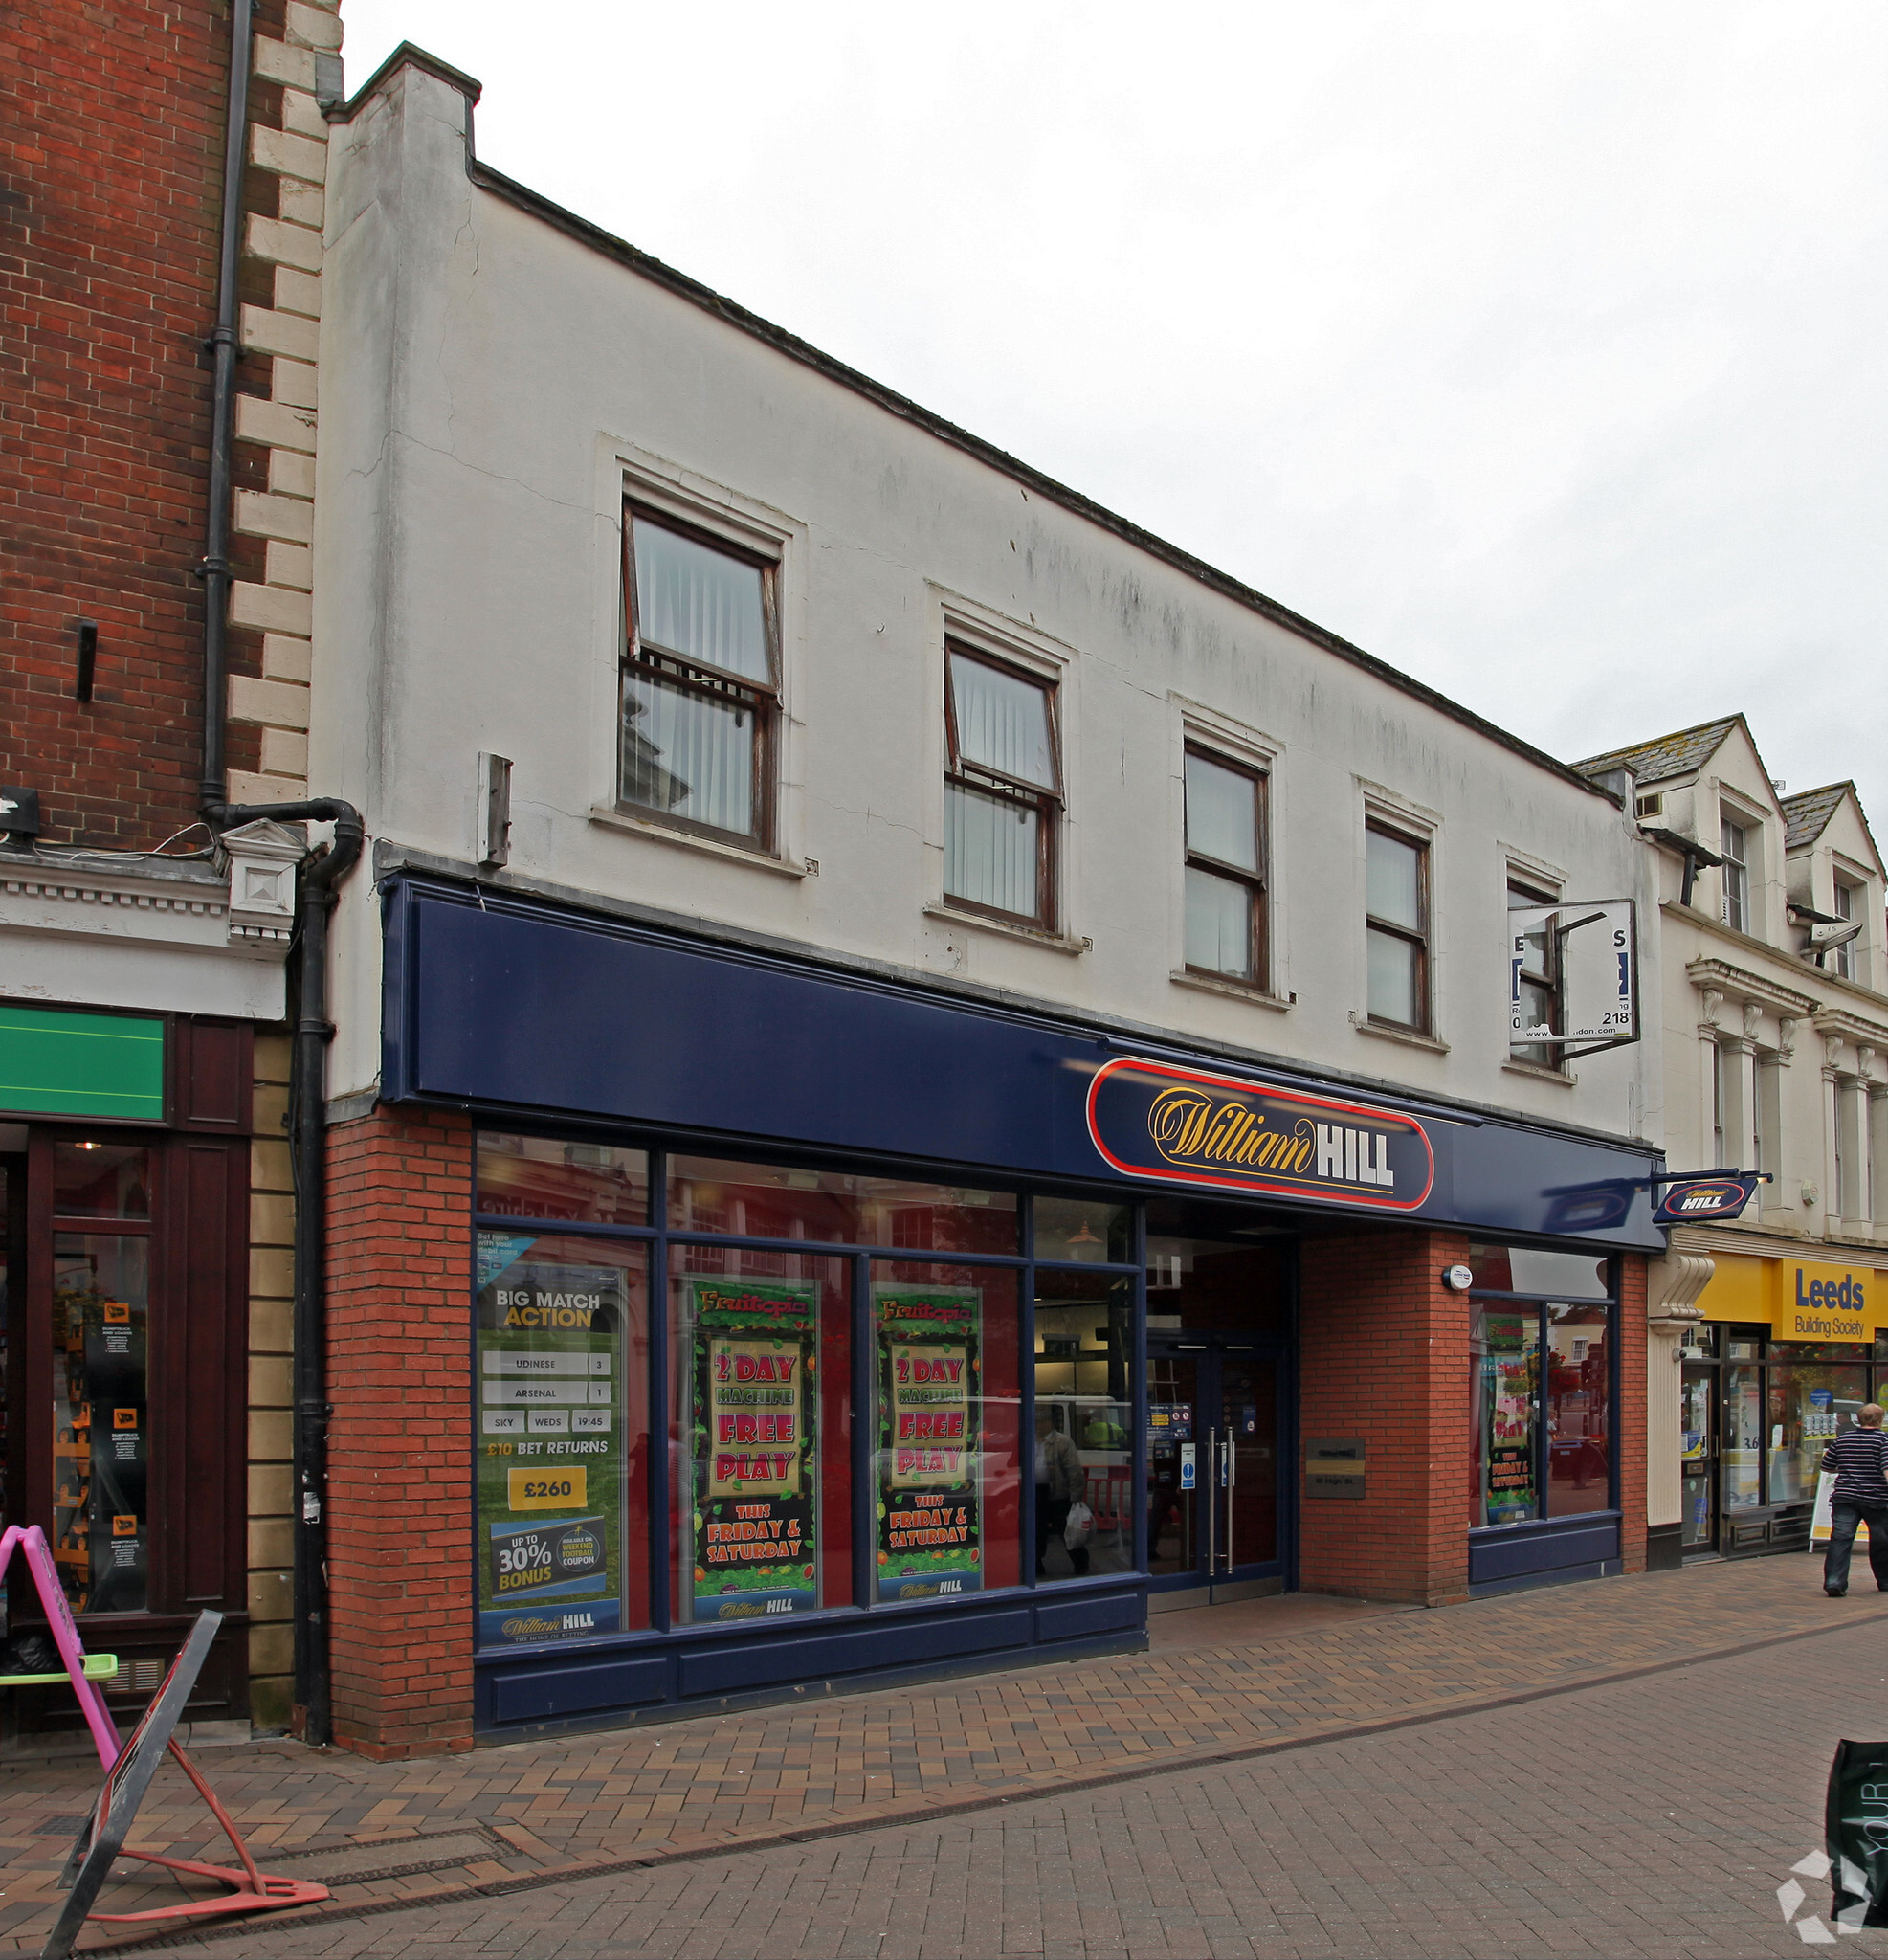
[1086,1057,1434,1211]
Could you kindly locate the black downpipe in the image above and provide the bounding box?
[203,0,361,1749]
[199,0,252,813]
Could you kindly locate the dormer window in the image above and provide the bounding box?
[1720,813,1749,933]
[1833,879,1859,981]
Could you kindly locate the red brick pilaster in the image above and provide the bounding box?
[325,1105,475,1758]
[1298,1229,1471,1605]
[1616,1252,1649,1574]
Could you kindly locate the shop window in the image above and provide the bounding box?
[668,1158,1017,1256]
[53,1143,150,1219]
[477,1133,648,1226]
[1365,819,1430,1032]
[944,646,1062,929]
[670,1245,852,1622]
[1767,1347,1869,1505]
[1034,1196,1131,1265]
[1183,747,1267,987]
[52,1232,151,1613]
[1472,1305,1540,1527]
[1723,1356,1763,1511]
[620,509,779,848]
[1144,1228,1291,1337]
[1545,1303,1609,1517]
[474,1231,651,1647]
[1032,1271,1133,1585]
[871,1260,1021,1603]
[1467,1243,1611,1301]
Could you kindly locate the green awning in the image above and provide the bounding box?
[0,1006,166,1121]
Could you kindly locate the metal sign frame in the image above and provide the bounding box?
[1508,899,1640,1058]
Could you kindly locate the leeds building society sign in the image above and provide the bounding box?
[1086,1057,1435,1210]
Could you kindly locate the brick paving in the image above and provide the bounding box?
[0,1554,1875,1953]
[146,1618,1884,1959]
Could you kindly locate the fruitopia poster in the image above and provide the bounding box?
[687,1278,818,1622]
[875,1283,983,1602]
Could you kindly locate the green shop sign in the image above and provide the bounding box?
[0,1006,166,1121]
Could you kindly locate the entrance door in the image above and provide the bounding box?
[1679,1362,1716,1553]
[1147,1337,1286,1599]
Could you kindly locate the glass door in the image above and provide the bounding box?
[1679,1363,1716,1551]
[1146,1336,1284,1597]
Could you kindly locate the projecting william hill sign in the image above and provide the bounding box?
[1086,1057,1435,1211]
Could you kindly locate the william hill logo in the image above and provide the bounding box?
[1087,1058,1433,1210]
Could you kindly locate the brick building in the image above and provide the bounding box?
[0,0,350,1736]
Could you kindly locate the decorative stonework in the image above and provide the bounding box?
[226,0,342,809]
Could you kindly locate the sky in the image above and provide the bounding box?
[341,1,1888,827]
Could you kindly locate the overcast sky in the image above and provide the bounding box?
[343,2,1887,828]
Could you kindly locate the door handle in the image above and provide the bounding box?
[1222,1433,1234,1573]
[1205,1426,1216,1578]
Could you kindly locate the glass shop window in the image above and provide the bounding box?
[477,1133,648,1226]
[871,1258,1021,1602]
[53,1143,150,1220]
[1767,1346,1869,1505]
[1034,1196,1132,1264]
[669,1244,853,1622]
[1468,1243,1613,1301]
[1723,1356,1764,1511]
[668,1157,1017,1256]
[1472,1305,1539,1528]
[1545,1303,1609,1518]
[474,1231,651,1648]
[1032,1270,1133,1585]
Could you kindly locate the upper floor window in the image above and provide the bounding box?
[1366,819,1430,1032]
[619,510,779,848]
[1507,879,1562,1070]
[1720,813,1749,933]
[1183,747,1267,987]
[944,647,1061,928]
[1833,879,1859,982]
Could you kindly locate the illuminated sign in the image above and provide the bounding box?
[1085,1057,1434,1210]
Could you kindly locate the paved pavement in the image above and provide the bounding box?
[0,1554,1877,1955]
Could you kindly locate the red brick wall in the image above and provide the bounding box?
[1298,1229,1472,1605]
[0,0,282,846]
[326,1105,476,1758]
[1616,1253,1649,1574]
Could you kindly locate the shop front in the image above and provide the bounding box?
[1676,1251,1888,1558]
[328,874,1661,1755]
[0,1003,255,1731]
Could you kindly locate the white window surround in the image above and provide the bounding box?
[924,586,1078,937]
[588,436,809,868]
[1168,695,1285,1001]
[1357,782,1441,1042]
[1713,788,1770,940]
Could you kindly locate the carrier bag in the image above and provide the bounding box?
[1826,1739,1888,1928]
[1063,1501,1094,1551]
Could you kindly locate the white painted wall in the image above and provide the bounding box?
[313,56,1662,1151]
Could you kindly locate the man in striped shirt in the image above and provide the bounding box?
[1822,1404,1888,1596]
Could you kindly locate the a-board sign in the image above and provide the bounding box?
[1305,1437,1366,1500]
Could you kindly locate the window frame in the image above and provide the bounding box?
[1720,811,1749,933]
[618,501,783,853]
[1182,744,1269,991]
[1506,876,1565,1072]
[942,641,1064,931]
[1364,816,1432,1034]
[1832,878,1858,982]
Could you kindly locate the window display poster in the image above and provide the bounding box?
[476,1237,627,1648]
[1480,1314,1538,1526]
[875,1283,983,1601]
[688,1278,819,1621]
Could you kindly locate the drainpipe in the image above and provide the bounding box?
[201,0,360,1748]
[199,0,252,817]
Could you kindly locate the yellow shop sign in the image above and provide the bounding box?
[1698,1254,1884,1339]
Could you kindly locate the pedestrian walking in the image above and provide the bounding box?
[1822,1402,1888,1596]
[1033,1408,1089,1578]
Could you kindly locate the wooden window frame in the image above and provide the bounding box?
[619,501,782,853]
[942,642,1063,931]
[1365,817,1432,1034]
[1182,744,1269,990]
[1720,811,1749,933]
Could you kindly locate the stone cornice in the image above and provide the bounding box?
[1685,956,1818,1019]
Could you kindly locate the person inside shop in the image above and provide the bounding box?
[1821,1402,1888,1597]
[1034,1406,1089,1579]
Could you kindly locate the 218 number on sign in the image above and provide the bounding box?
[506,1467,588,1510]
